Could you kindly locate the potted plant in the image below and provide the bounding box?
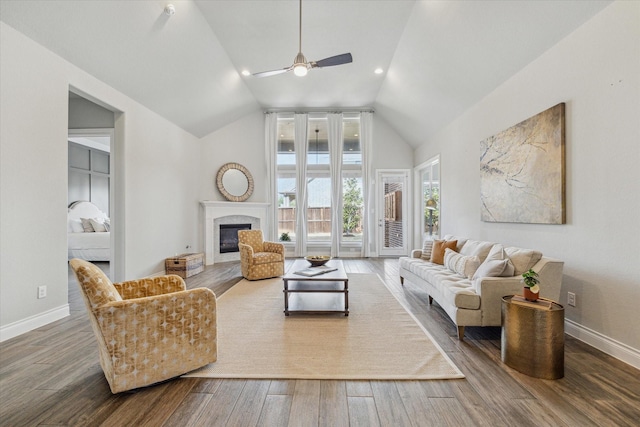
[521,268,540,301]
[279,232,291,242]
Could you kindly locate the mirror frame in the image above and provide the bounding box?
[216,162,254,202]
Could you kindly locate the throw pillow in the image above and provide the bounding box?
[421,240,434,261]
[443,235,468,251]
[89,218,107,233]
[472,244,515,279]
[430,239,458,265]
[459,240,495,263]
[472,259,513,280]
[80,218,95,232]
[444,248,481,279]
[504,247,543,276]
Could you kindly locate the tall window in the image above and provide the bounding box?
[277,116,296,241]
[419,156,440,239]
[342,114,363,243]
[276,113,363,247]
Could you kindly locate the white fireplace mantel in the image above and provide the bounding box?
[200,201,270,265]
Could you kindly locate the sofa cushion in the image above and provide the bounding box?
[441,279,480,310]
[504,247,543,276]
[472,244,515,279]
[421,239,434,261]
[444,248,481,279]
[430,240,457,265]
[459,240,495,263]
[399,256,480,310]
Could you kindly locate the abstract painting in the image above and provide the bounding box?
[480,103,565,224]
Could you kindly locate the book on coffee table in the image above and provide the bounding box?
[294,266,338,277]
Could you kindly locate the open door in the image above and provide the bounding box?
[376,170,410,256]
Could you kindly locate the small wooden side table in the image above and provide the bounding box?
[501,295,564,379]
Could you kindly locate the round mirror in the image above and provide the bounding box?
[216,162,254,202]
[222,169,248,196]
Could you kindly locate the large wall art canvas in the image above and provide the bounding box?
[480,103,565,224]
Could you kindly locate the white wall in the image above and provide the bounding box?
[373,114,414,170]
[414,1,640,357]
[199,110,267,203]
[0,22,202,339]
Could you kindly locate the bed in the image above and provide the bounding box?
[68,201,111,261]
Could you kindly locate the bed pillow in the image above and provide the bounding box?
[89,218,107,233]
[68,219,84,233]
[421,240,434,261]
[80,218,95,232]
[103,218,111,232]
[430,239,458,265]
[444,248,481,279]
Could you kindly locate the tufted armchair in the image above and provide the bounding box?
[69,258,217,393]
[238,230,285,280]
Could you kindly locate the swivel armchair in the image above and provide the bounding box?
[69,258,217,393]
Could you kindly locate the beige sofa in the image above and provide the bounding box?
[399,235,563,340]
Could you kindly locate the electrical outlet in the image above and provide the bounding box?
[567,292,576,307]
[38,285,47,299]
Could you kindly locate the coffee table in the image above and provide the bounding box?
[282,259,349,316]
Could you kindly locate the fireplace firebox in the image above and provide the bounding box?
[219,223,251,253]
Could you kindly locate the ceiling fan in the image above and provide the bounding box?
[252,0,353,78]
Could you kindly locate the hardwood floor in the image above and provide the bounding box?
[1,258,639,426]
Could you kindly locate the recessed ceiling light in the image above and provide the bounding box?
[354,133,359,137]
[374,68,384,75]
[241,70,251,76]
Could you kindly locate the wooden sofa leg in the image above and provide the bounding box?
[457,326,465,340]
[400,276,404,285]
[428,295,433,305]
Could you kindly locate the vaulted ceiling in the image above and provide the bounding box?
[0,0,611,147]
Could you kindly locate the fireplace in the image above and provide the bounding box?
[201,201,270,265]
[219,223,251,253]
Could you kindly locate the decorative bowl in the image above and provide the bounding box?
[305,255,331,267]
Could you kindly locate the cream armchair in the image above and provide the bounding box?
[69,258,217,393]
[238,230,285,280]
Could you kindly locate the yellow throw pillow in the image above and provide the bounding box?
[430,239,458,265]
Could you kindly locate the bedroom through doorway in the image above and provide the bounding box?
[68,91,118,280]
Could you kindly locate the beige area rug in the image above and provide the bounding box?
[184,273,464,380]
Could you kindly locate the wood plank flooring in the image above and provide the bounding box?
[1,258,639,426]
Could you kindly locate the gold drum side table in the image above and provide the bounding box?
[501,295,564,379]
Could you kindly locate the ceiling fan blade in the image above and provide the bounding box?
[252,67,293,78]
[312,53,353,69]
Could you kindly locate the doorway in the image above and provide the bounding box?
[68,90,121,280]
[376,170,410,256]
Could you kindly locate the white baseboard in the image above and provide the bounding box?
[565,319,640,370]
[0,304,70,343]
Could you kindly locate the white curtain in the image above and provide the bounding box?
[360,112,374,257]
[328,113,344,257]
[264,112,278,241]
[294,114,308,257]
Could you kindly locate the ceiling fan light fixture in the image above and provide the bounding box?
[293,52,308,76]
[251,0,352,78]
[294,64,308,77]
